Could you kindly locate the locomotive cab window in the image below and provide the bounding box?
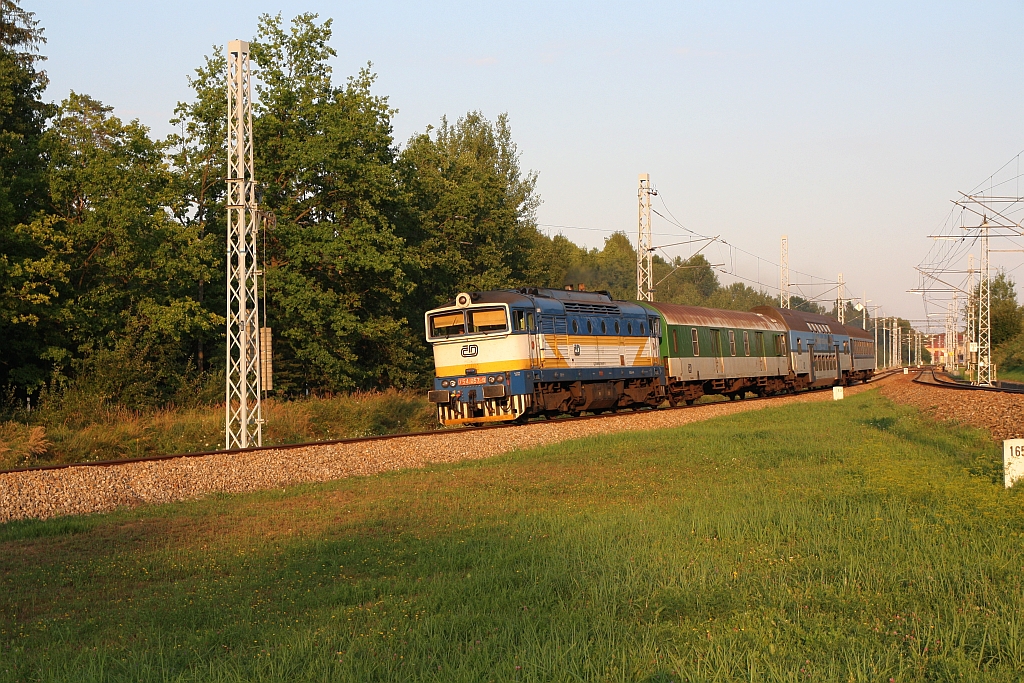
[512,310,526,331]
[468,308,508,333]
[691,328,700,356]
[526,312,536,332]
[797,338,803,353]
[429,311,465,338]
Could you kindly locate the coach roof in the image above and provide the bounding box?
[644,302,785,331]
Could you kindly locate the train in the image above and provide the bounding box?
[424,287,875,426]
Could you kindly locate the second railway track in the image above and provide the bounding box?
[912,368,1024,394]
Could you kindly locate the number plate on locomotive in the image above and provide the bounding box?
[457,376,487,386]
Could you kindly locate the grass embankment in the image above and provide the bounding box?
[2,391,1022,681]
[0,391,436,470]
[998,366,1024,383]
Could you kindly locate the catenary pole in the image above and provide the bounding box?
[225,39,263,449]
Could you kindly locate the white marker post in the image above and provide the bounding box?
[833,386,844,401]
[1005,439,1024,488]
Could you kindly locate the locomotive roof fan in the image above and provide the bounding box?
[456,292,472,307]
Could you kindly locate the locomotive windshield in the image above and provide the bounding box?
[428,307,508,339]
[429,311,465,337]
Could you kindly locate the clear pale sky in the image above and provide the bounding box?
[31,1,1024,323]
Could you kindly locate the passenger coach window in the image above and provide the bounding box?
[691,328,700,356]
[743,331,750,356]
[429,311,465,337]
[728,330,736,356]
[468,308,508,333]
[671,329,678,354]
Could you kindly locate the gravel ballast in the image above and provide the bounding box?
[881,372,1024,442]
[1,379,893,522]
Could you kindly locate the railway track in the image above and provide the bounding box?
[912,368,1024,395]
[0,369,903,478]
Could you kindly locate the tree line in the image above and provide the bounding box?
[2,7,940,410]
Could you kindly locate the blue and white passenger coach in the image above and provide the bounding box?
[425,288,666,425]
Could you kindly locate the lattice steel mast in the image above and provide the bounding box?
[779,235,790,309]
[637,174,655,301]
[836,272,845,323]
[966,254,975,380]
[978,220,992,385]
[225,39,263,448]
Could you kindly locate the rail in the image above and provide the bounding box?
[912,368,1024,395]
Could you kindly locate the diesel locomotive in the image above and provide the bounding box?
[425,287,875,426]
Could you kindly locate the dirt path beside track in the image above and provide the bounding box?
[1,378,894,523]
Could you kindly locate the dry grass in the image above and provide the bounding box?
[0,390,436,470]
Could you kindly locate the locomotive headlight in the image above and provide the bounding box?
[441,380,451,388]
[487,375,495,383]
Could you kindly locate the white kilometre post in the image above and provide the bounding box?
[225,39,263,449]
[636,174,655,301]
[780,235,790,309]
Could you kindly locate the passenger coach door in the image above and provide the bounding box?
[711,329,725,375]
[527,312,539,368]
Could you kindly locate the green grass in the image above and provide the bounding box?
[997,366,1024,383]
[0,390,436,469]
[1,390,1022,682]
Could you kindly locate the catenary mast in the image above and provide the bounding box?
[636,174,655,301]
[225,39,263,448]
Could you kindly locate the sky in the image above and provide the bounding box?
[30,1,1024,325]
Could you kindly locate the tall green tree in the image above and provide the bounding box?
[252,13,414,392]
[0,0,56,390]
[40,93,219,404]
[166,50,229,374]
[399,111,542,303]
[989,271,1022,347]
